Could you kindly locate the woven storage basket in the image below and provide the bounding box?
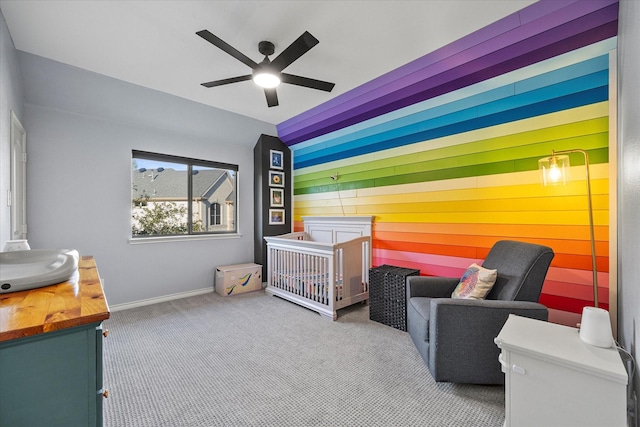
[369,265,420,331]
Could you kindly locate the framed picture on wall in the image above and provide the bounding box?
[269,209,285,225]
[270,188,284,207]
[269,170,285,187]
[270,150,284,170]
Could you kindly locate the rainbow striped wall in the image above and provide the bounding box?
[276,0,618,326]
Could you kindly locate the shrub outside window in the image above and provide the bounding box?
[131,150,238,237]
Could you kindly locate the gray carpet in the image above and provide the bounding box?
[103,291,505,426]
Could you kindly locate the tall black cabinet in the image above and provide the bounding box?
[254,134,291,279]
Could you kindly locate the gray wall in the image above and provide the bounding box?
[18,51,276,307]
[0,10,24,250]
[618,0,640,420]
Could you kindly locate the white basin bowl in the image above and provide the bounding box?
[0,249,79,293]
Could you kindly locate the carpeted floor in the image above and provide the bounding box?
[103,291,505,426]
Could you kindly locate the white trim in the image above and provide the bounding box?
[129,233,242,245]
[608,48,618,338]
[10,111,27,240]
[109,287,213,312]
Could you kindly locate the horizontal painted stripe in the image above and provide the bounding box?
[277,0,578,133]
[540,294,609,314]
[372,238,611,260]
[353,210,610,226]
[370,222,610,242]
[374,241,482,261]
[292,86,516,160]
[294,130,609,188]
[373,239,609,275]
[371,221,608,236]
[278,2,618,144]
[294,118,609,186]
[293,59,609,160]
[315,195,610,216]
[371,258,463,279]
[278,0,615,135]
[293,71,609,167]
[373,249,478,270]
[346,163,610,197]
[553,253,609,273]
[546,265,609,287]
[294,88,609,170]
[290,40,616,155]
[295,197,609,215]
[292,55,609,160]
[373,231,609,255]
[298,192,611,212]
[322,196,609,215]
[373,236,610,263]
[294,102,610,178]
[295,150,609,193]
[293,175,611,212]
[294,209,610,228]
[294,148,609,195]
[281,18,618,145]
[373,247,608,286]
[295,183,611,209]
[543,280,608,300]
[293,172,611,219]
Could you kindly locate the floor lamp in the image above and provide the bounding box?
[538,149,599,308]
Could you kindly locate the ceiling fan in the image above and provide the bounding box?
[196,30,335,107]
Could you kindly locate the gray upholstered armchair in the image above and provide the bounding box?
[406,240,554,384]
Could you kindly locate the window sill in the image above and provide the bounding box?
[129,233,242,245]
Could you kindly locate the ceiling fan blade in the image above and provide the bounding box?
[264,88,279,107]
[196,30,258,69]
[281,73,335,92]
[201,75,252,88]
[270,31,319,72]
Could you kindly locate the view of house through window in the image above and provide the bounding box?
[131,150,238,237]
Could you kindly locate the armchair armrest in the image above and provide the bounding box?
[428,298,548,384]
[406,275,459,298]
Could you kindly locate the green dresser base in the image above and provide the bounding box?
[0,322,105,427]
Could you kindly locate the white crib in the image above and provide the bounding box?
[264,216,373,320]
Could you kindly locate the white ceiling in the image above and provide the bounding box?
[0,0,536,125]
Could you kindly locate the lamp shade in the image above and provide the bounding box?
[539,154,570,186]
[579,306,613,347]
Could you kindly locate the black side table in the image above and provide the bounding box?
[369,264,420,331]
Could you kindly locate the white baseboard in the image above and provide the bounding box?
[109,287,213,312]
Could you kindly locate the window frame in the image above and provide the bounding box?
[131,150,239,241]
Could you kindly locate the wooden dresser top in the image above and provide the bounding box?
[0,256,110,342]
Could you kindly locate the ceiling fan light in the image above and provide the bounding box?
[253,72,281,88]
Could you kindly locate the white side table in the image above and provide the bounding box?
[495,314,627,427]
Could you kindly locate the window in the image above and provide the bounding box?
[131,150,238,237]
[210,202,221,226]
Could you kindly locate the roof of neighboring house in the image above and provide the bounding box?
[132,168,230,200]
